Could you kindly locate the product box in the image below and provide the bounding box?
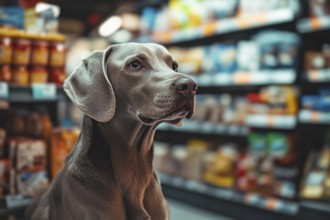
[0,7,24,29]
[153,142,171,173]
[16,170,49,196]
[254,30,300,70]
[0,129,6,157]
[0,160,11,197]
[300,130,330,200]
[51,129,79,178]
[248,133,267,156]
[236,41,260,71]
[203,144,238,188]
[16,140,47,172]
[236,152,258,192]
[213,43,238,73]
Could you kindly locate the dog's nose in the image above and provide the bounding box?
[173,77,197,97]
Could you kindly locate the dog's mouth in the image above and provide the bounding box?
[138,97,195,126]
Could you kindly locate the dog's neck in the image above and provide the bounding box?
[67,113,158,187]
[100,112,158,152]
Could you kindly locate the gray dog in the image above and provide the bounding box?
[24,43,196,220]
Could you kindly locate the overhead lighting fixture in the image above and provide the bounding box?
[35,3,60,17]
[98,16,122,37]
[110,29,132,43]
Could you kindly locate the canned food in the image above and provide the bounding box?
[13,32,32,65]
[0,29,15,65]
[12,65,29,85]
[49,34,66,68]
[30,66,48,84]
[0,65,12,82]
[31,35,49,66]
[49,67,66,85]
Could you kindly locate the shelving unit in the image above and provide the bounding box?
[0,194,33,218]
[0,84,66,218]
[158,121,249,136]
[297,16,330,33]
[0,83,66,103]
[160,173,299,215]
[192,69,296,87]
[1,1,330,220]
[160,172,330,220]
[142,2,330,220]
[305,69,330,83]
[138,8,296,45]
[245,114,297,129]
[299,109,330,124]
[159,172,300,220]
[300,200,330,218]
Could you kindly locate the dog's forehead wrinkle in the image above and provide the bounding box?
[142,43,173,62]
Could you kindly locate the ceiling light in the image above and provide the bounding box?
[98,16,122,37]
[35,3,60,17]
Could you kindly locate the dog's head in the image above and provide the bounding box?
[64,43,197,126]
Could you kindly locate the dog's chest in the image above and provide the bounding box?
[117,157,152,190]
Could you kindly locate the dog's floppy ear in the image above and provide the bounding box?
[63,46,116,122]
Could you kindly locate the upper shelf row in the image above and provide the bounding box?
[136,9,330,45]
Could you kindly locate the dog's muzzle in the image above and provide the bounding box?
[172,77,197,98]
[172,77,197,119]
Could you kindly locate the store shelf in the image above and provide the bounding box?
[158,121,249,137]
[159,172,299,219]
[305,69,330,83]
[299,109,330,124]
[245,114,297,129]
[0,194,32,218]
[300,200,330,217]
[2,84,66,103]
[192,69,296,87]
[297,16,330,33]
[138,8,295,44]
[0,205,28,218]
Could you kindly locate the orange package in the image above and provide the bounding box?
[50,129,80,178]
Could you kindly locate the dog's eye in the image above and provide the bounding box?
[172,63,178,72]
[129,60,142,70]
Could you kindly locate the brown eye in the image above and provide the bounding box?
[129,60,142,70]
[172,63,178,72]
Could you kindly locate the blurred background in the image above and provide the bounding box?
[0,0,329,219]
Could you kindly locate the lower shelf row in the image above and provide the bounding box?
[159,172,299,215]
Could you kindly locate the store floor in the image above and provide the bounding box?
[168,199,234,220]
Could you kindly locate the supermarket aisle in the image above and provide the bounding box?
[168,199,234,220]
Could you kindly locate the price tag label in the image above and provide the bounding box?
[234,72,252,84]
[185,180,208,193]
[236,17,251,29]
[265,197,279,210]
[0,82,9,98]
[228,125,240,135]
[266,116,275,127]
[32,83,57,100]
[310,17,321,30]
[6,194,33,208]
[244,193,260,205]
[201,122,214,133]
[158,173,171,184]
[311,111,321,122]
[308,70,320,82]
[172,177,184,187]
[202,22,217,36]
[153,32,172,43]
[214,188,235,200]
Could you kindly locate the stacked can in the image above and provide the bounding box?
[48,34,67,86]
[0,28,66,86]
[0,28,15,83]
